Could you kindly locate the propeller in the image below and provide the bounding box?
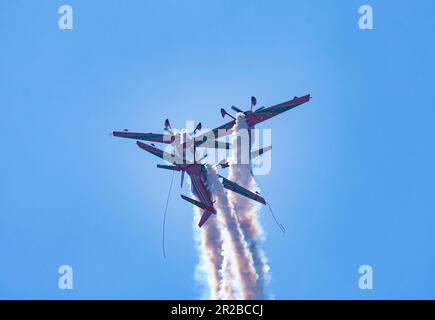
[251,96,257,112]
[188,122,202,136]
[251,96,257,107]
[197,153,208,163]
[220,108,226,118]
[164,119,173,134]
[194,122,202,134]
[191,122,202,164]
[231,106,244,114]
[221,108,236,120]
[255,106,265,112]
[180,170,185,188]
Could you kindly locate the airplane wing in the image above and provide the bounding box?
[218,175,266,205]
[136,141,186,165]
[113,131,175,144]
[193,94,310,147]
[248,94,311,126]
[193,120,235,148]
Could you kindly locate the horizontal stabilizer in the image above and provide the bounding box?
[157,164,182,171]
[180,194,207,210]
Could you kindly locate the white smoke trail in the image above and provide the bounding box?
[174,129,225,299]
[192,183,224,299]
[208,168,264,300]
[186,123,268,299]
[206,166,261,300]
[204,168,240,300]
[219,240,238,299]
[227,113,271,298]
[193,208,223,299]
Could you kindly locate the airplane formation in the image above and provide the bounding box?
[113,94,310,227]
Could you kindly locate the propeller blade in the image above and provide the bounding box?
[195,122,202,133]
[197,153,208,163]
[251,96,257,107]
[255,106,265,112]
[190,122,203,136]
[164,119,172,133]
[220,108,236,120]
[220,108,227,118]
[180,170,185,188]
[231,106,244,113]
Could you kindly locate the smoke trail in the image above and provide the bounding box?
[206,166,261,300]
[219,240,238,299]
[192,182,224,299]
[204,168,239,300]
[228,113,271,298]
[186,124,267,299]
[193,207,223,299]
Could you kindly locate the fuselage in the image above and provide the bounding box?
[185,164,215,212]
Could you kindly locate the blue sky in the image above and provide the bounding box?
[1,0,434,299]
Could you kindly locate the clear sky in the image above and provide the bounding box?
[1,0,434,299]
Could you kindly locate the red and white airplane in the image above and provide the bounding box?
[134,134,267,227]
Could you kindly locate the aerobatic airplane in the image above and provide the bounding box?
[115,123,270,227]
[191,95,311,150]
